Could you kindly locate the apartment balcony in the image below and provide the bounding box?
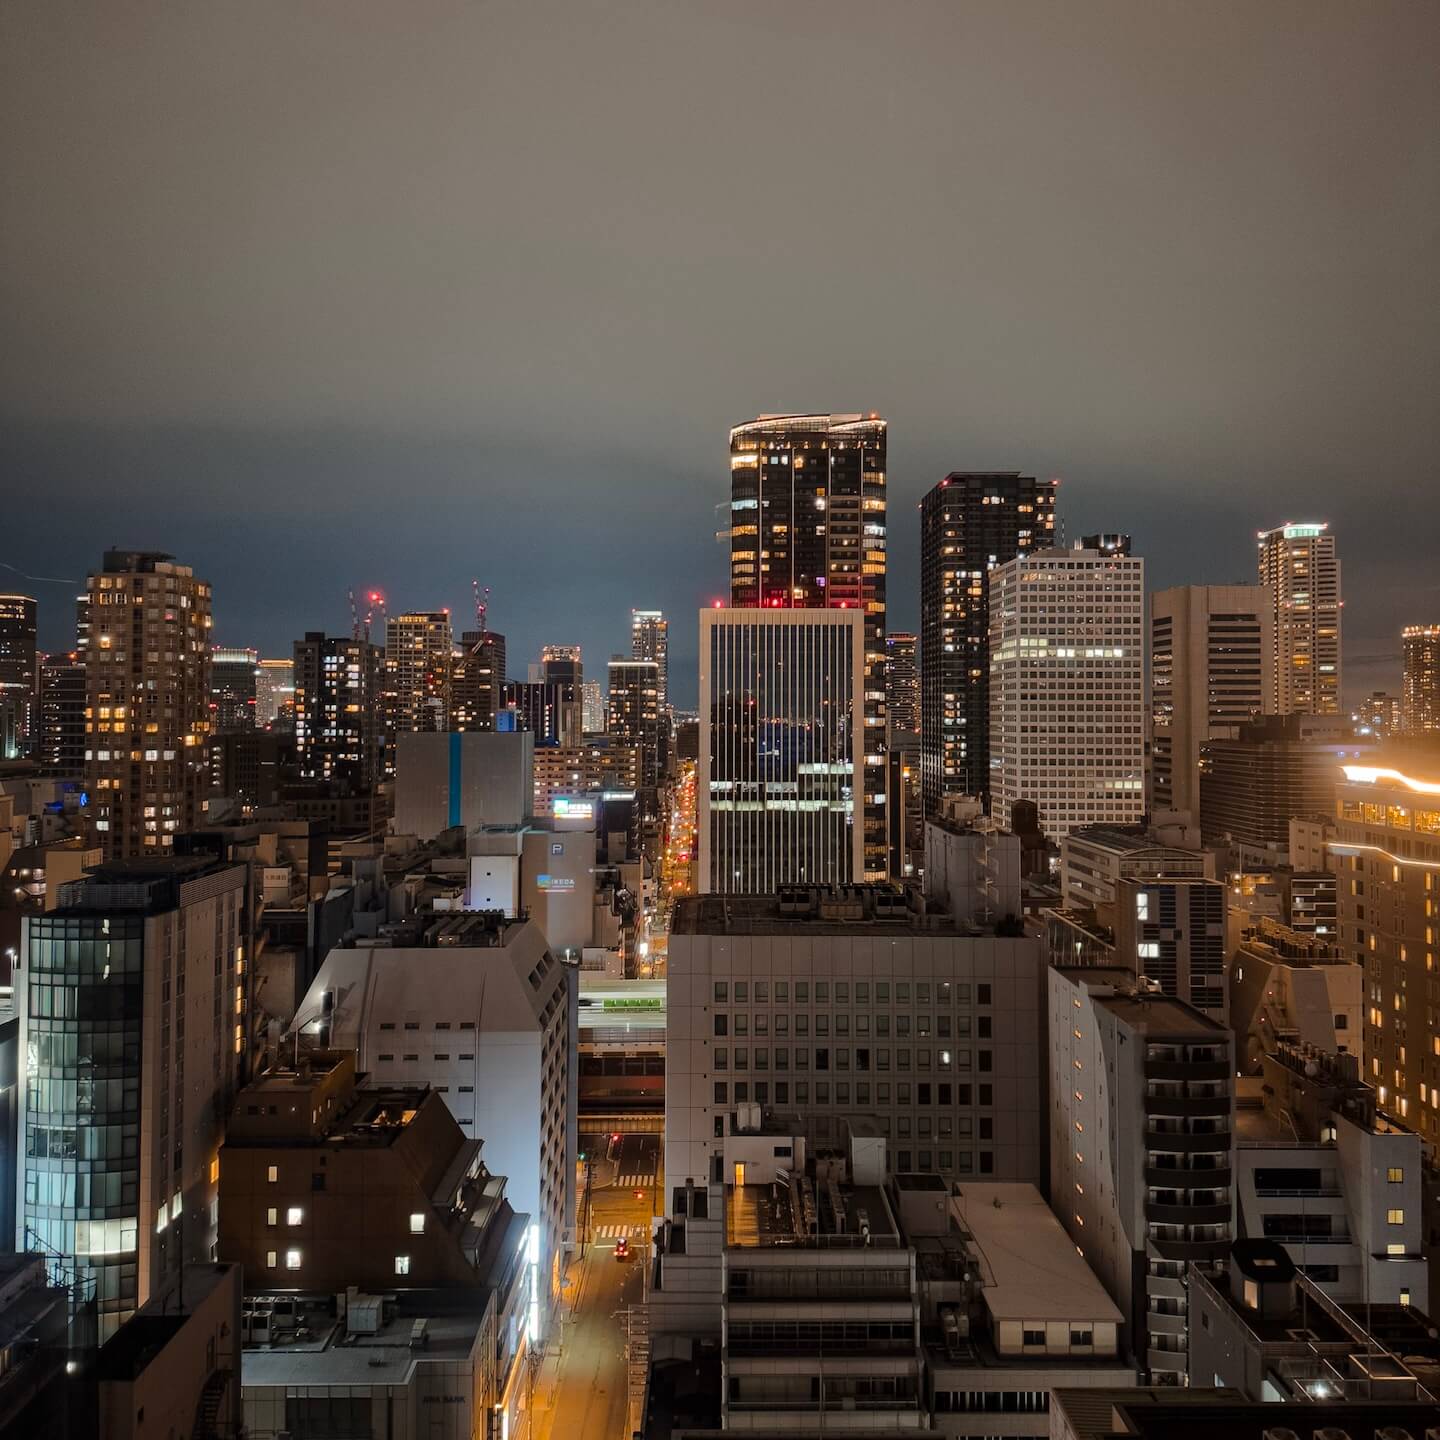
[1144,1058,1230,1082]
[1144,1094,1230,1118]
[1146,1163,1231,1187]
[1146,1347,1188,1376]
[1145,1200,1231,1226]
[1146,1311,1187,1338]
[1144,1129,1231,1152]
[1148,1234,1231,1263]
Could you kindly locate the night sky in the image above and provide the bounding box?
[3,2,1437,707]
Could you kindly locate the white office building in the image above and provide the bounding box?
[1258,520,1342,716]
[297,913,576,1309]
[988,547,1144,838]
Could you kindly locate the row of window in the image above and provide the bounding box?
[713,980,992,1005]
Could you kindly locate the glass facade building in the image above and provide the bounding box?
[699,608,864,894]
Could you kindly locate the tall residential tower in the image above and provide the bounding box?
[1257,521,1341,716]
[84,551,213,858]
[919,473,1057,818]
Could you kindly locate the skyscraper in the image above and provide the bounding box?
[0,594,37,759]
[918,473,1058,819]
[989,544,1145,838]
[293,632,383,790]
[253,657,295,729]
[84,550,213,859]
[210,645,258,731]
[38,650,86,775]
[451,629,506,731]
[384,610,453,734]
[1150,585,1274,818]
[884,631,919,737]
[699,607,864,893]
[1402,625,1440,734]
[728,414,888,878]
[580,679,605,735]
[607,658,663,791]
[1257,521,1342,716]
[537,644,583,741]
[630,610,669,709]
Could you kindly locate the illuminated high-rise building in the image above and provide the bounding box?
[699,607,864,893]
[38,650,86,775]
[884,631,919,738]
[728,414,888,877]
[581,679,605,735]
[919,473,1058,818]
[452,629,506,731]
[254,657,295,729]
[384,610,453,733]
[989,544,1145,838]
[0,593,37,759]
[293,632,383,790]
[210,645,258,732]
[630,610,669,709]
[84,550,213,858]
[1150,585,1273,818]
[607,658,663,791]
[1402,625,1440,734]
[1257,521,1342,716]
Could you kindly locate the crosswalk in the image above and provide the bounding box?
[592,1224,634,1241]
[615,1174,656,1188]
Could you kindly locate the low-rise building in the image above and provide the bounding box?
[297,913,575,1317]
[1231,1042,1425,1309]
[96,1262,242,1440]
[916,1181,1134,1437]
[1189,1238,1439,1405]
[1059,826,1213,911]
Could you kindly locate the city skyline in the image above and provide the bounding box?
[3,4,1437,702]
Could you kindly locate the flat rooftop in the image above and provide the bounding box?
[953,1184,1122,1325]
[1057,969,1229,1037]
[242,1294,488,1388]
[726,1179,899,1250]
[672,889,989,938]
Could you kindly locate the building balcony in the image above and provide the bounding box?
[1145,1201,1231,1226]
[1146,1310,1187,1337]
[1144,1129,1231,1153]
[1145,1163,1231,1188]
[1144,1094,1230,1118]
[1144,1059,1230,1082]
[1147,1235,1231,1263]
[1146,1347,1188,1376]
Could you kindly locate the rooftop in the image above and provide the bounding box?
[725,1177,900,1250]
[241,1292,490,1389]
[952,1184,1123,1325]
[96,1266,237,1382]
[1056,968,1229,1037]
[672,887,995,939]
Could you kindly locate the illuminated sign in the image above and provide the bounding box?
[552,797,594,820]
[536,875,575,892]
[1342,765,1440,796]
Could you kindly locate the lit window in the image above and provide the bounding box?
[285,1250,302,1270]
[266,1251,277,1268]
[410,1214,425,1234]
[395,1255,411,1275]
[1388,1167,1405,1183]
[267,1165,279,1184]
[1387,1243,1406,1255]
[1388,1209,1405,1225]
[266,1208,277,1227]
[287,1207,304,1226]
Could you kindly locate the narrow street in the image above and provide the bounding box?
[530,1133,661,1440]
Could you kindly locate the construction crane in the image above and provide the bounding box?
[349,587,387,642]
[472,579,491,637]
